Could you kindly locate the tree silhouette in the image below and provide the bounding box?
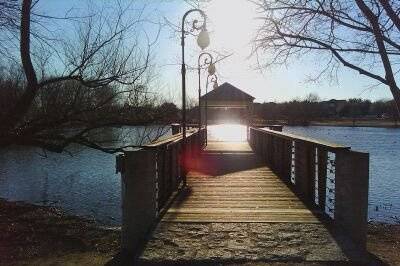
[253,0,400,115]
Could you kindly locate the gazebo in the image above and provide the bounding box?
[200,82,255,125]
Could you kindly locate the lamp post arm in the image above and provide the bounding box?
[180,8,207,187]
[204,73,218,145]
[197,52,214,129]
[197,52,213,69]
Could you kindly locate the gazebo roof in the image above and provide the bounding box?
[201,82,255,102]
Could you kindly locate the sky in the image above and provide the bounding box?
[35,0,394,104]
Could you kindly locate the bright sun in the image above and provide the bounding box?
[205,0,258,54]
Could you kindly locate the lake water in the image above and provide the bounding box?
[0,126,171,225]
[284,126,400,224]
[0,125,399,224]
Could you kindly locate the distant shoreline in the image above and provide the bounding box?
[310,119,400,128]
[254,119,400,128]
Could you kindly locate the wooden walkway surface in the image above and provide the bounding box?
[139,141,363,264]
[163,141,320,223]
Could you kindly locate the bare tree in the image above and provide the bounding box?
[252,0,400,115]
[0,0,19,60]
[0,0,169,153]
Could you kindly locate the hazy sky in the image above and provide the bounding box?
[38,0,393,103]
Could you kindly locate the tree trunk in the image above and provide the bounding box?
[4,0,38,129]
[389,83,400,117]
[355,0,400,117]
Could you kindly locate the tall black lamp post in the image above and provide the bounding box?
[198,52,215,129]
[205,74,218,144]
[181,9,209,186]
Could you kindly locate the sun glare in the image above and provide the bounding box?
[207,124,247,142]
[205,0,258,53]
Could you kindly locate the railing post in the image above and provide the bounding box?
[120,150,157,253]
[171,123,181,135]
[247,127,370,254]
[335,150,369,251]
[294,142,314,200]
[171,144,178,190]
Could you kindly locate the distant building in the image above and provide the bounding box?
[321,99,347,116]
[200,82,255,124]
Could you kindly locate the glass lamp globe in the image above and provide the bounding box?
[207,63,216,75]
[213,81,218,90]
[197,29,210,50]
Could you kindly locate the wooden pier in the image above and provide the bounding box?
[116,126,369,265]
[163,141,320,223]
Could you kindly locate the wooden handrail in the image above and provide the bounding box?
[250,127,350,150]
[118,127,207,252]
[141,128,206,211]
[145,128,199,147]
[248,126,369,250]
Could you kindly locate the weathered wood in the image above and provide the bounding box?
[162,142,320,224]
[205,141,252,152]
[171,123,181,135]
[117,128,206,253]
[121,150,157,253]
[335,150,369,251]
[251,127,350,150]
[248,126,369,252]
[295,142,313,200]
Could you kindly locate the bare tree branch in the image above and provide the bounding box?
[253,0,400,115]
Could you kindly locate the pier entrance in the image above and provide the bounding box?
[117,122,369,265]
[137,139,365,264]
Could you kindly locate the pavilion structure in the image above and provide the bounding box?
[200,82,255,125]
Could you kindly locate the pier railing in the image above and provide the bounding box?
[144,128,206,211]
[116,128,206,252]
[249,127,369,249]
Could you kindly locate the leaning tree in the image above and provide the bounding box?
[0,0,169,153]
[253,0,400,115]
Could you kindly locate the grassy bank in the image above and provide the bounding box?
[1,199,399,265]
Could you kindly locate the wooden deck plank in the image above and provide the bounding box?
[140,140,365,264]
[204,141,253,152]
[162,141,320,224]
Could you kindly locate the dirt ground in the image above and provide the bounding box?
[0,199,399,265]
[367,223,400,265]
[0,199,119,266]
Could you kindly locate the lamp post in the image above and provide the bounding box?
[181,9,209,186]
[205,74,218,144]
[198,52,215,130]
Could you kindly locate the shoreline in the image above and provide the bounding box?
[310,120,400,128]
[1,199,399,265]
[256,119,400,129]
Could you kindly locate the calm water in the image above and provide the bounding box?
[0,126,170,225]
[284,126,400,224]
[0,145,121,224]
[0,125,399,224]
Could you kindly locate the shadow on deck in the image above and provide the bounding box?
[137,141,365,265]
